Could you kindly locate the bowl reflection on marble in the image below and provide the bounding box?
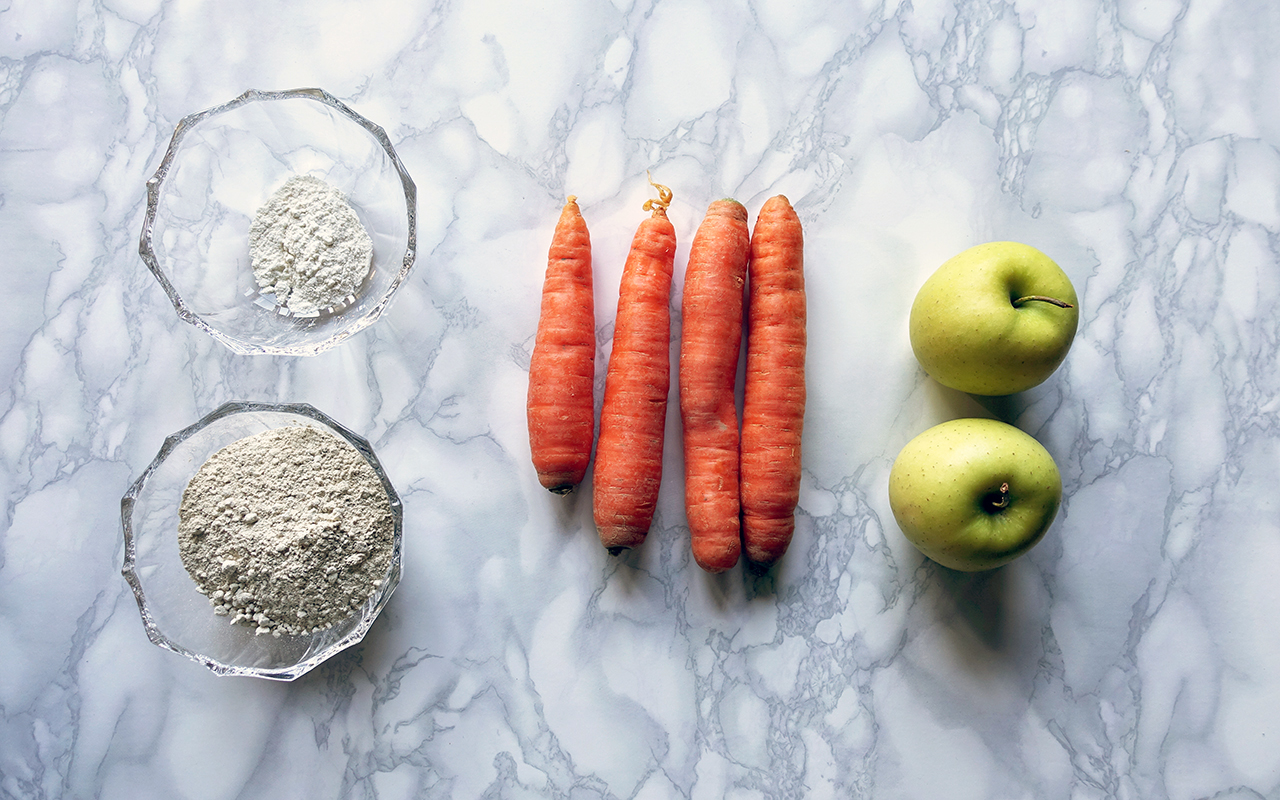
[120,402,403,681]
[139,88,417,356]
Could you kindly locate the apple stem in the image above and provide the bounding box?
[1012,295,1074,309]
[983,482,1011,513]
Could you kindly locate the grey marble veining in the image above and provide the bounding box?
[2,0,1279,797]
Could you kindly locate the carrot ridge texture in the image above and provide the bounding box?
[680,199,750,572]
[741,195,805,566]
[527,196,595,494]
[593,185,677,553]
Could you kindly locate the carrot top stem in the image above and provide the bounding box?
[642,172,672,217]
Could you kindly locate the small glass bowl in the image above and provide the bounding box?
[121,402,404,680]
[140,88,417,356]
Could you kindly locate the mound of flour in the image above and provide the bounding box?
[177,425,395,637]
[248,175,373,316]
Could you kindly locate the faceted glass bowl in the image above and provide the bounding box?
[121,402,403,680]
[140,88,417,356]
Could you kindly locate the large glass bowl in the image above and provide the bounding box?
[121,402,404,680]
[139,88,417,356]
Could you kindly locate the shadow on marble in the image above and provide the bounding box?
[928,554,1049,679]
[918,377,991,424]
[742,561,782,603]
[933,565,1012,653]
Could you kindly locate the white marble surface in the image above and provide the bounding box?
[2,0,1279,797]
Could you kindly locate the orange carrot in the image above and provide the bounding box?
[527,196,595,494]
[740,195,805,566]
[593,179,677,554]
[680,199,750,572]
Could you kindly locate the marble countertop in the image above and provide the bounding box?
[3,0,1278,797]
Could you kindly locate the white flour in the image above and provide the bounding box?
[248,175,373,316]
[177,425,395,637]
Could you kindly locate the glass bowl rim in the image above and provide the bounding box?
[120,400,404,680]
[138,87,419,357]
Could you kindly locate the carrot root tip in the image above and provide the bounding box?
[696,561,732,574]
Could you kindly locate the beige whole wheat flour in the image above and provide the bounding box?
[248,174,373,316]
[177,424,395,637]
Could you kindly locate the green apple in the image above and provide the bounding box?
[888,418,1062,572]
[909,242,1079,396]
